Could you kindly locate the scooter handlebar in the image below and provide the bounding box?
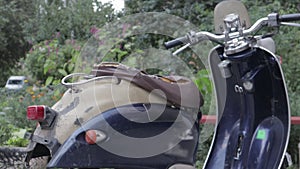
[164,36,188,49]
[164,13,300,49]
[279,13,300,22]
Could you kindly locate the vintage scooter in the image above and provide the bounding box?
[24,0,300,169]
[25,16,204,169]
[25,61,203,169]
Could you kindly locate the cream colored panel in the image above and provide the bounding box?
[51,78,167,143]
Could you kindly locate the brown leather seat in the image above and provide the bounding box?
[90,62,204,109]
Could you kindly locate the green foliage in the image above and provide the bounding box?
[124,1,218,71]
[4,128,29,147]
[22,38,80,85]
[194,69,212,96]
[0,0,117,86]
[0,117,14,145]
[0,0,30,85]
[194,69,213,116]
[125,0,218,31]
[24,0,115,43]
[5,137,28,147]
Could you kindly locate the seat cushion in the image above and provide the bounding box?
[90,62,204,109]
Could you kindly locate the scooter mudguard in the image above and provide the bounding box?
[47,103,200,168]
[204,46,290,169]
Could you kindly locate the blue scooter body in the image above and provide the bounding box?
[47,103,200,168]
[204,46,290,169]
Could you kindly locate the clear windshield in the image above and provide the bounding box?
[72,12,216,158]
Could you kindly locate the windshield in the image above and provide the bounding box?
[7,80,23,85]
[74,13,214,76]
[71,12,216,158]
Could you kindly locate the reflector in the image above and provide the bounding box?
[85,130,97,144]
[27,105,46,121]
[85,130,106,145]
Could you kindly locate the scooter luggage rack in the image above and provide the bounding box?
[61,72,119,88]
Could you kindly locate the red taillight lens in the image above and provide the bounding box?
[27,105,46,121]
[27,105,57,129]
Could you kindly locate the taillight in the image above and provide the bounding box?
[85,130,107,144]
[27,105,46,121]
[27,105,57,129]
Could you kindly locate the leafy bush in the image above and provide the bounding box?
[4,128,29,147]
[21,38,80,86]
[0,117,14,145]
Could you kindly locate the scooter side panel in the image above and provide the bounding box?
[47,103,200,169]
[204,47,289,169]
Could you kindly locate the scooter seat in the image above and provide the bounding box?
[90,62,204,109]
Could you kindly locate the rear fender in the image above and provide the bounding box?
[47,103,200,168]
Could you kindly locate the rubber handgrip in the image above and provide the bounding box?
[279,13,300,22]
[164,36,188,49]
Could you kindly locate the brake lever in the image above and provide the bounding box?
[281,22,300,27]
[172,31,204,55]
[172,43,191,56]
